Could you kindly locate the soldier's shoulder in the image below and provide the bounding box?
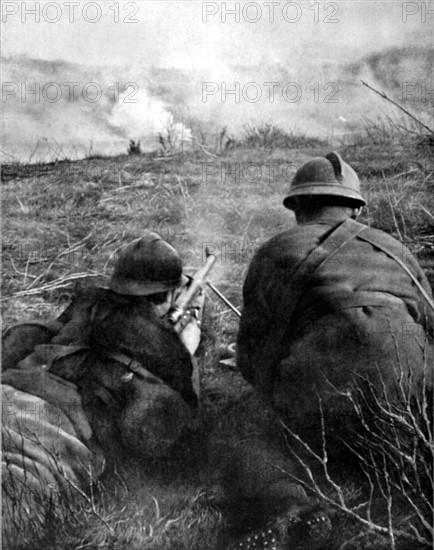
[257,227,305,256]
[70,286,112,304]
[57,287,112,321]
[357,224,407,253]
[254,226,321,269]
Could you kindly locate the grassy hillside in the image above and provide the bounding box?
[1,127,433,549]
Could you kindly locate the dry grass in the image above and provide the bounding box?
[1,122,433,548]
[234,120,328,150]
[2,431,225,550]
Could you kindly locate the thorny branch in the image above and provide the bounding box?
[276,362,433,549]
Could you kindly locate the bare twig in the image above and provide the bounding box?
[189,135,219,158]
[361,81,434,136]
[417,202,434,222]
[277,353,433,548]
[384,176,403,240]
[2,272,104,300]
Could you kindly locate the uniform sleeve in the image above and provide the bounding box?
[362,228,434,340]
[405,248,434,340]
[237,229,323,391]
[237,250,274,385]
[90,303,198,407]
[389,235,434,335]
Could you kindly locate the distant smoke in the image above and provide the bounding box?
[1,44,432,163]
[1,55,194,162]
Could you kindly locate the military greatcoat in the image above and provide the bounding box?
[237,213,433,452]
[2,288,197,546]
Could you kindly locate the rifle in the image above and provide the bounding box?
[167,247,240,370]
[167,248,217,333]
[167,247,241,334]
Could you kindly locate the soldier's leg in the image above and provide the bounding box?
[207,391,328,542]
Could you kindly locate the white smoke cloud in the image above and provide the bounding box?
[108,88,191,142]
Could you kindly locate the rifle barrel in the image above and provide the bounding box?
[207,281,241,318]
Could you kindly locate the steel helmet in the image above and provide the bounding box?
[109,233,188,296]
[283,152,366,209]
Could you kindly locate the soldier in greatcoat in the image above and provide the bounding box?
[238,151,433,438]
[2,233,203,547]
[222,152,433,548]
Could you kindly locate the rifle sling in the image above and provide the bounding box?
[105,351,164,384]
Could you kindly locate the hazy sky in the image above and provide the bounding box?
[3,1,430,68]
